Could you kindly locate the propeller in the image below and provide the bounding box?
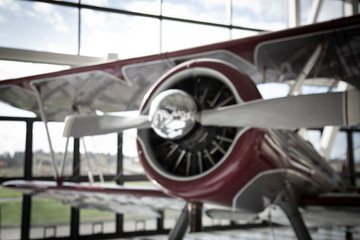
[63,89,360,138]
[201,89,360,129]
[63,114,151,138]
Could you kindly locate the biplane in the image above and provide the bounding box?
[1,15,360,240]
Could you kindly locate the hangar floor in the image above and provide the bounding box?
[113,226,360,240]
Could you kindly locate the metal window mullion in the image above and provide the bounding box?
[20,119,34,240]
[347,130,356,186]
[25,0,265,33]
[116,133,124,235]
[70,138,80,239]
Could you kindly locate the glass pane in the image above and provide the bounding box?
[317,0,344,22]
[0,0,78,54]
[231,29,259,40]
[303,130,321,152]
[0,186,22,240]
[353,132,360,173]
[329,131,348,173]
[80,9,160,58]
[232,0,286,31]
[0,60,69,81]
[33,122,73,177]
[80,134,117,177]
[162,0,228,24]
[30,197,70,239]
[0,102,36,118]
[123,214,157,232]
[0,121,26,177]
[82,0,160,15]
[257,83,290,99]
[123,129,144,175]
[162,20,229,52]
[163,209,179,230]
[79,209,115,235]
[300,0,313,25]
[122,181,158,232]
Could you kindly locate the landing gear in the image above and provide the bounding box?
[168,202,202,240]
[168,204,190,240]
[276,182,312,240]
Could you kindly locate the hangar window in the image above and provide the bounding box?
[0,0,78,54]
[80,9,160,58]
[30,198,71,239]
[123,129,144,175]
[1,0,359,240]
[80,134,118,178]
[162,0,228,24]
[33,122,73,177]
[328,131,348,173]
[82,0,161,15]
[0,186,23,240]
[162,20,229,52]
[232,0,287,31]
[0,121,26,177]
[352,132,360,174]
[80,209,116,236]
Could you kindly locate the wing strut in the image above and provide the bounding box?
[81,137,104,184]
[275,182,312,240]
[288,42,323,96]
[168,203,190,240]
[31,84,60,181]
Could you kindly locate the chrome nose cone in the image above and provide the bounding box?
[149,89,198,140]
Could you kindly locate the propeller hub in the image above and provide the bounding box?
[149,89,198,140]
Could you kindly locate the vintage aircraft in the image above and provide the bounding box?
[1,14,360,240]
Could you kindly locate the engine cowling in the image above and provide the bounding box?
[137,59,277,207]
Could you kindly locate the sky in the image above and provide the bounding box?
[0,0,357,159]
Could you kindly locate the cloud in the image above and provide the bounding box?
[81,9,160,58]
[0,0,21,23]
[162,1,227,23]
[82,0,109,7]
[232,0,287,30]
[31,2,69,33]
[0,0,21,11]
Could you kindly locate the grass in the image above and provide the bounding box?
[1,196,117,227]
[0,167,23,177]
[80,209,115,222]
[1,200,22,227]
[0,181,162,228]
[31,198,71,225]
[0,186,22,198]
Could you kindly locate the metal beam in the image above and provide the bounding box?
[288,0,300,28]
[26,0,267,33]
[344,0,359,16]
[0,47,104,66]
[307,0,323,24]
[288,44,322,96]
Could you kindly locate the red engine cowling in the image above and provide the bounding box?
[136,59,292,208]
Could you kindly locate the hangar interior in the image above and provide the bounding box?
[0,0,360,240]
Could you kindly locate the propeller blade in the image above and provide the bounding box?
[63,114,151,137]
[200,90,360,129]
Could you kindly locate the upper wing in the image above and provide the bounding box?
[255,16,360,88]
[2,180,185,217]
[0,84,38,115]
[1,15,360,121]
